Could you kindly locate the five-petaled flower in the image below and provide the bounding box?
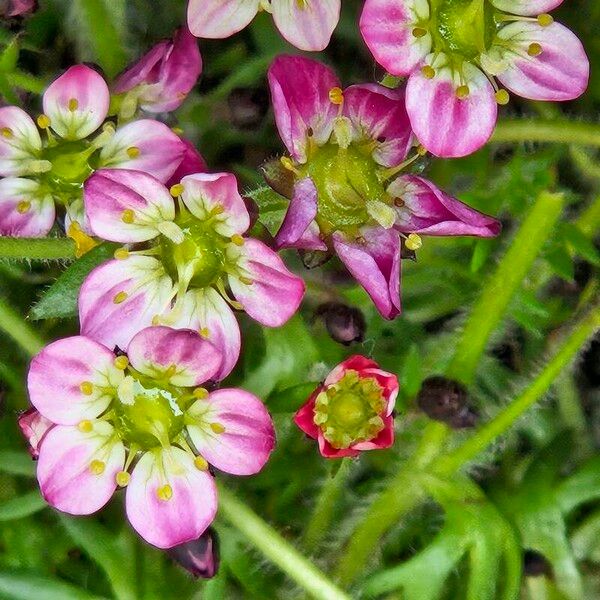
[79,168,305,379]
[0,65,185,237]
[360,0,589,157]
[26,326,275,549]
[267,55,500,319]
[294,355,399,458]
[187,0,341,51]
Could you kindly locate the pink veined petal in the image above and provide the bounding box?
[18,408,53,459]
[271,0,341,51]
[37,422,125,515]
[229,238,305,327]
[388,174,501,237]
[360,0,431,76]
[489,0,564,16]
[28,336,122,425]
[405,58,497,157]
[167,138,208,187]
[268,55,341,163]
[126,447,217,549]
[324,355,381,386]
[127,326,222,387]
[180,172,250,237]
[114,40,169,95]
[187,0,259,38]
[79,256,175,352]
[293,391,321,439]
[42,65,109,140]
[99,120,185,183]
[495,22,589,101]
[332,228,401,320]
[186,388,275,475]
[170,287,241,381]
[0,177,54,237]
[84,169,174,243]
[0,106,42,176]
[343,84,413,167]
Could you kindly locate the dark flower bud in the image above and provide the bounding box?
[167,528,219,579]
[417,376,477,429]
[299,248,333,269]
[315,302,366,345]
[228,88,268,131]
[261,157,295,199]
[523,549,552,578]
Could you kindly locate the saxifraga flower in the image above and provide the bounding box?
[26,326,275,549]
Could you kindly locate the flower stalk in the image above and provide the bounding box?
[492,119,600,147]
[0,237,76,260]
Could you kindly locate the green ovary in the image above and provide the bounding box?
[43,141,94,189]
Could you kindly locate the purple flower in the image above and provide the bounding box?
[360,0,589,157]
[187,0,341,51]
[1,0,36,17]
[26,327,276,549]
[79,168,305,378]
[268,55,500,319]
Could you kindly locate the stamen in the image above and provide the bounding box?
[210,422,225,434]
[495,89,510,105]
[78,420,93,433]
[114,356,129,370]
[328,87,344,105]
[421,65,436,79]
[67,221,98,258]
[157,221,185,245]
[156,484,173,501]
[116,471,130,487]
[405,233,422,251]
[211,204,225,215]
[114,247,130,260]
[36,115,51,129]
[537,14,553,27]
[280,156,299,175]
[164,364,178,378]
[121,209,135,224]
[527,43,542,57]
[412,27,428,38]
[238,276,254,286]
[416,144,427,156]
[230,234,245,246]
[194,456,209,470]
[199,327,210,339]
[68,98,79,112]
[169,183,184,197]
[1,127,13,138]
[79,381,94,395]
[193,387,209,399]
[113,291,128,304]
[27,160,52,174]
[16,201,31,214]
[456,85,470,100]
[126,146,140,159]
[89,460,106,475]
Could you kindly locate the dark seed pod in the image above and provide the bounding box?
[167,528,219,579]
[315,302,366,345]
[417,376,477,429]
[523,549,552,578]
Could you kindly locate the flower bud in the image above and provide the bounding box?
[167,528,219,579]
[261,157,296,200]
[17,408,53,458]
[315,302,366,346]
[228,87,269,130]
[0,0,36,17]
[416,376,477,429]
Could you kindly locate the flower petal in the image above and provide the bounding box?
[271,0,341,51]
[495,22,589,101]
[268,55,341,163]
[18,408,53,459]
[405,56,497,157]
[0,106,42,176]
[229,239,305,327]
[99,120,185,183]
[332,228,401,319]
[167,138,208,187]
[489,0,564,16]
[187,388,275,475]
[324,355,380,386]
[360,0,431,76]
[351,415,395,451]
[293,390,321,439]
[0,177,54,237]
[187,0,259,38]
[37,422,124,515]
[343,84,413,167]
[42,65,109,140]
[388,175,501,237]
[127,326,222,387]
[79,256,175,351]
[180,172,249,237]
[28,336,122,425]
[318,436,360,458]
[126,447,217,549]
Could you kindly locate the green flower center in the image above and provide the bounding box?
[43,141,95,190]
[313,370,386,449]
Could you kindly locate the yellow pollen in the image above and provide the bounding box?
[157,484,173,501]
[456,85,470,100]
[421,65,436,79]
[114,247,130,260]
[68,98,79,112]
[231,234,245,246]
[113,291,128,304]
[78,420,93,433]
[416,144,427,156]
[537,13,553,27]
[328,87,344,105]
[36,114,51,129]
[495,89,510,105]
[239,276,254,286]
[126,146,140,158]
[193,387,209,399]
[116,471,130,487]
[199,327,210,339]
[121,209,135,224]
[412,27,428,38]
[67,221,98,257]
[210,422,225,434]
[1,126,13,138]
[194,456,209,470]
[114,355,129,370]
[280,156,296,171]
[528,42,542,57]
[89,460,105,475]
[152,315,161,326]
[16,201,31,214]
[405,233,422,251]
[169,183,184,197]
[79,381,94,395]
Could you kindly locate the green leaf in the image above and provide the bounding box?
[0,450,36,477]
[0,570,107,600]
[545,244,575,282]
[560,223,600,265]
[0,37,20,72]
[0,491,46,521]
[246,185,289,237]
[399,344,423,403]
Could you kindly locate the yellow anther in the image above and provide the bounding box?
[416,144,427,156]
[126,146,140,159]
[528,42,542,57]
[421,65,436,79]
[405,233,422,251]
[121,209,135,224]
[239,276,254,286]
[412,27,428,38]
[211,204,224,215]
[114,355,129,370]
[280,156,296,172]
[456,85,470,99]
[495,89,510,105]
[537,13,553,27]
[157,484,173,501]
[67,221,98,257]
[193,387,209,399]
[164,364,178,378]
[171,126,184,135]
[329,87,344,105]
[199,327,210,339]
[152,315,161,326]
[16,201,31,214]
[116,471,130,487]
[68,98,79,112]
[78,420,93,433]
[169,183,184,197]
[210,422,225,434]
[89,460,106,475]
[36,114,51,129]
[231,234,245,246]
[194,456,209,470]
[114,247,129,260]
[113,291,128,304]
[1,127,13,138]
[79,381,94,395]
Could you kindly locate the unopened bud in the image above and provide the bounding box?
[261,157,296,199]
[416,376,477,429]
[167,529,219,579]
[315,302,366,346]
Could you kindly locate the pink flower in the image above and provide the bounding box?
[26,327,275,549]
[294,355,399,458]
[79,168,305,379]
[268,55,500,319]
[1,0,36,17]
[360,0,589,157]
[18,408,53,459]
[114,27,202,115]
[187,0,341,51]
[0,65,185,237]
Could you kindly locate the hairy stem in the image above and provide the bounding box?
[492,119,600,147]
[0,237,76,260]
[0,297,44,357]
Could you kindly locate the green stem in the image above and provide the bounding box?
[492,119,600,147]
[576,194,600,238]
[0,237,76,260]
[5,71,47,95]
[217,485,351,600]
[0,297,44,357]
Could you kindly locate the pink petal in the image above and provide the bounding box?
[180,172,249,237]
[318,436,360,458]
[0,177,54,237]
[37,423,124,515]
[126,447,217,549]
[229,239,305,327]
[271,0,341,51]
[293,391,321,439]
[360,0,431,76]
[127,326,222,387]
[0,106,42,176]
[42,65,109,140]
[268,55,341,163]
[489,0,564,15]
[332,228,401,319]
[406,58,497,157]
[28,336,121,425]
[496,22,589,101]
[166,138,208,187]
[343,84,413,167]
[187,0,259,38]
[388,175,501,237]
[186,388,275,475]
[4,0,36,17]
[351,415,395,451]
[18,408,53,459]
[324,355,380,386]
[79,257,175,352]
[84,169,174,243]
[99,120,185,183]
